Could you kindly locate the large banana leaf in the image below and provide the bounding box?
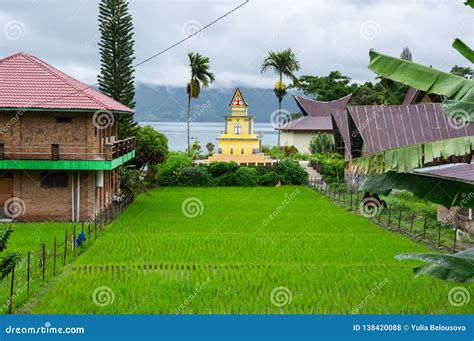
[453,38,474,63]
[395,248,474,283]
[352,136,474,174]
[359,171,474,208]
[368,50,474,121]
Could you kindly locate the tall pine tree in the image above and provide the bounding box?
[98,0,137,138]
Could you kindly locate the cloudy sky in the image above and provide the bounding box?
[1,0,472,89]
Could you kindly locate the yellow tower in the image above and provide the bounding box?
[205,88,273,165]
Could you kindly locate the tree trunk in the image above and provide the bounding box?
[187,93,191,156]
[277,98,282,162]
[277,72,283,162]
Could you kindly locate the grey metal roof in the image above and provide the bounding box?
[415,163,474,183]
[347,103,474,154]
[279,94,352,131]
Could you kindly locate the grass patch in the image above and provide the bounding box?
[13,187,473,314]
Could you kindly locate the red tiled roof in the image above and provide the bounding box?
[279,94,351,131]
[0,52,133,112]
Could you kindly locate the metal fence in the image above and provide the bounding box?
[308,176,472,254]
[1,196,133,314]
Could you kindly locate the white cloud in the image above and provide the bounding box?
[1,0,472,88]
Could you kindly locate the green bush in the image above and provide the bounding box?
[276,160,308,185]
[208,161,239,177]
[309,133,335,155]
[119,166,143,198]
[310,153,344,185]
[258,171,279,186]
[236,167,258,187]
[179,166,214,187]
[156,152,192,186]
[215,172,238,186]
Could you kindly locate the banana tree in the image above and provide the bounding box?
[395,248,474,283]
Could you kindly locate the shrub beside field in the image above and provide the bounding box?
[156,153,308,187]
[22,187,473,314]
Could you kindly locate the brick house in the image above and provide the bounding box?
[0,52,135,221]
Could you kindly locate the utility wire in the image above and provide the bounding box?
[12,0,249,109]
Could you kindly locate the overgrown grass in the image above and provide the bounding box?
[14,187,474,314]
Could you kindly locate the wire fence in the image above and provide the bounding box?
[308,176,473,254]
[0,196,133,314]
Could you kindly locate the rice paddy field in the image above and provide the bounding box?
[10,187,474,314]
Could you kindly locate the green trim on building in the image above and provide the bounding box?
[0,151,135,170]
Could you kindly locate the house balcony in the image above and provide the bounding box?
[0,137,135,171]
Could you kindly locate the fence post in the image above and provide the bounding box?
[73,225,76,259]
[42,243,46,282]
[398,207,403,232]
[350,190,353,211]
[423,214,427,239]
[8,266,15,314]
[387,207,391,227]
[27,251,30,295]
[453,216,458,253]
[438,222,441,248]
[53,236,57,276]
[410,212,415,233]
[63,230,68,265]
[88,223,91,244]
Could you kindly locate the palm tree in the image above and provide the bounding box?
[186,52,215,156]
[261,48,300,160]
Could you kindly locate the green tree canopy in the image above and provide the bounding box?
[98,0,137,138]
[134,125,169,172]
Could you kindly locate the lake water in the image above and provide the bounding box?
[140,122,278,151]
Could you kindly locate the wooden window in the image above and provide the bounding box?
[230,148,233,154]
[41,171,68,188]
[56,117,72,123]
[241,148,244,154]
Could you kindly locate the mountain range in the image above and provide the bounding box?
[134,83,302,123]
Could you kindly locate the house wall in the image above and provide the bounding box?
[218,139,260,155]
[437,205,474,234]
[11,170,96,221]
[0,111,118,159]
[281,131,318,154]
